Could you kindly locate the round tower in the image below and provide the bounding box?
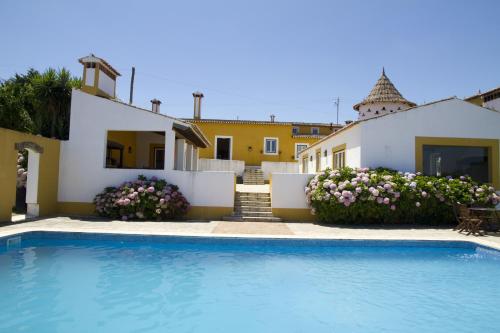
[353,68,416,120]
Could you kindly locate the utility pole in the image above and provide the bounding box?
[129,66,135,104]
[334,97,340,124]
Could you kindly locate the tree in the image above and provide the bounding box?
[0,68,81,139]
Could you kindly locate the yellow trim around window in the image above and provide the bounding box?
[332,143,346,169]
[332,143,346,154]
[415,136,499,188]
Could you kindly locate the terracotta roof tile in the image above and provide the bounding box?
[353,69,415,111]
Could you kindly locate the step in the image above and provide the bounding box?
[236,206,272,212]
[238,211,275,217]
[241,216,283,222]
[235,198,271,203]
[235,193,271,200]
[236,193,270,198]
[234,192,271,197]
[221,215,283,222]
[235,200,271,205]
[235,203,271,209]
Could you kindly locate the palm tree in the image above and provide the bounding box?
[32,68,81,139]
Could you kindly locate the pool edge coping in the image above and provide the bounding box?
[1,224,500,252]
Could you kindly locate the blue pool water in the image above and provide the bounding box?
[0,232,499,333]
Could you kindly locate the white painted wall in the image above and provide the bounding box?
[85,68,95,87]
[198,158,245,176]
[97,70,115,97]
[25,149,40,217]
[271,173,314,209]
[298,124,362,173]
[357,102,408,120]
[168,170,234,207]
[485,99,500,112]
[261,161,299,180]
[360,98,500,172]
[59,90,234,208]
[175,139,186,171]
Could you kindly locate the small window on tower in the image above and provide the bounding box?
[367,109,371,112]
[375,111,379,114]
[311,127,320,135]
[397,107,401,110]
[382,107,386,111]
[292,127,299,135]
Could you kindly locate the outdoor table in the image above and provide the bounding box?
[469,207,500,232]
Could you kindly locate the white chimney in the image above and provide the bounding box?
[193,91,204,119]
[151,99,161,113]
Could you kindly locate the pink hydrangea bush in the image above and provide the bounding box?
[306,167,498,225]
[94,175,190,221]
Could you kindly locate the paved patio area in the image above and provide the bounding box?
[1,217,500,250]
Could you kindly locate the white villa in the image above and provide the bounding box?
[298,70,500,190]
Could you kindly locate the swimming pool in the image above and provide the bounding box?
[0,232,499,333]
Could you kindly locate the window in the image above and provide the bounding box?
[311,127,320,135]
[423,145,489,183]
[264,137,278,155]
[295,143,309,160]
[292,127,299,135]
[333,150,345,169]
[324,150,327,157]
[332,144,346,169]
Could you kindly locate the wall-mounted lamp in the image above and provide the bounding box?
[248,146,253,152]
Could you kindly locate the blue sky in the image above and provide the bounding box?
[1,0,499,123]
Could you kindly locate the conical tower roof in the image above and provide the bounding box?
[353,68,416,111]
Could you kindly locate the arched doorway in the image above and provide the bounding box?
[13,142,43,220]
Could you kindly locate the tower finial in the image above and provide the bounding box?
[382,67,385,75]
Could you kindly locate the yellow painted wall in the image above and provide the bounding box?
[294,125,332,136]
[0,128,60,222]
[192,122,330,165]
[107,131,137,168]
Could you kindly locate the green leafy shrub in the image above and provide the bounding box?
[94,175,190,221]
[306,167,498,225]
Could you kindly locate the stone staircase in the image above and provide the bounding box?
[223,191,282,222]
[243,167,265,185]
[222,167,282,222]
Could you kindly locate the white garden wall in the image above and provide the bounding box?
[261,162,299,180]
[198,158,245,176]
[271,173,314,209]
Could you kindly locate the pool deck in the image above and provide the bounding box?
[1,217,500,250]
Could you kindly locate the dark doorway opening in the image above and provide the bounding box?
[216,137,231,160]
